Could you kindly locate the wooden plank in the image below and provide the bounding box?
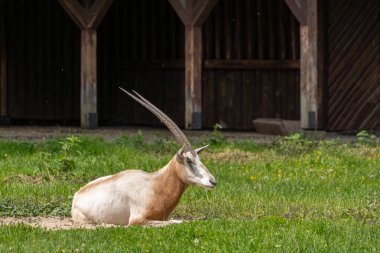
[132,0,138,59]
[88,0,114,28]
[116,59,300,70]
[141,0,148,59]
[81,29,97,128]
[214,3,222,59]
[246,0,254,59]
[215,70,226,127]
[192,0,218,26]
[185,26,202,129]
[205,60,300,69]
[224,0,233,59]
[36,0,44,119]
[159,2,169,58]
[278,1,287,60]
[202,70,216,128]
[289,13,298,60]
[242,71,255,128]
[300,24,309,127]
[25,1,35,119]
[169,0,218,26]
[169,4,177,59]
[284,0,307,25]
[267,0,275,59]
[227,71,242,128]
[168,0,191,25]
[300,0,326,129]
[234,0,242,59]
[0,0,6,116]
[45,1,55,119]
[58,0,113,29]
[117,60,184,69]
[58,0,88,29]
[203,9,213,59]
[257,0,264,59]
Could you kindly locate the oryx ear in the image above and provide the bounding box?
[176,146,185,161]
[194,145,209,154]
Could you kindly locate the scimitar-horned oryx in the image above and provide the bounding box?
[71,88,216,226]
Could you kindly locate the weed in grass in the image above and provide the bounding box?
[207,124,226,146]
[357,130,379,146]
[0,197,71,217]
[58,136,82,172]
[272,132,318,155]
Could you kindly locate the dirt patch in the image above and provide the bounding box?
[204,149,263,163]
[0,217,118,230]
[0,217,184,230]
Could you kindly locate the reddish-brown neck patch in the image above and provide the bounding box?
[144,158,188,221]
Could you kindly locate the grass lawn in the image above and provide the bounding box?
[0,131,379,252]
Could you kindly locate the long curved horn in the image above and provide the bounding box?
[119,87,195,155]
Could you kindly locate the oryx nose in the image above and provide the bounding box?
[209,179,217,186]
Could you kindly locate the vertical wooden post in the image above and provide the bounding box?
[168,0,218,129]
[285,0,326,129]
[300,24,311,128]
[185,26,202,129]
[81,29,97,128]
[58,0,113,128]
[302,0,326,129]
[0,0,6,117]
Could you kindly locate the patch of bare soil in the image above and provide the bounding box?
[0,217,184,230]
[0,217,118,230]
[204,149,263,163]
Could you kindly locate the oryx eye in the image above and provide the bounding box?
[186,159,193,164]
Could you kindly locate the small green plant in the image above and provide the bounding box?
[208,124,225,145]
[131,130,144,146]
[273,132,316,155]
[58,136,82,172]
[356,130,377,145]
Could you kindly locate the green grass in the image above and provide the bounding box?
[0,132,379,252]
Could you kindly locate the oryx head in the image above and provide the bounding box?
[120,88,217,189]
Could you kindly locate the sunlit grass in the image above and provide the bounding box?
[0,132,379,252]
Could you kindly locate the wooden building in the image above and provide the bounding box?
[0,0,378,131]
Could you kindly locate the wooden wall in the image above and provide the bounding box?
[3,0,80,123]
[202,0,300,129]
[98,0,185,127]
[3,0,301,129]
[327,0,380,131]
[99,0,300,129]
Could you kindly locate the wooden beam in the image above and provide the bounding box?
[59,0,113,128]
[300,0,326,129]
[58,0,113,29]
[192,0,219,26]
[300,24,310,128]
[284,0,307,25]
[168,0,219,129]
[0,1,6,117]
[81,29,97,128]
[116,59,300,70]
[168,0,191,25]
[185,26,202,129]
[205,60,300,69]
